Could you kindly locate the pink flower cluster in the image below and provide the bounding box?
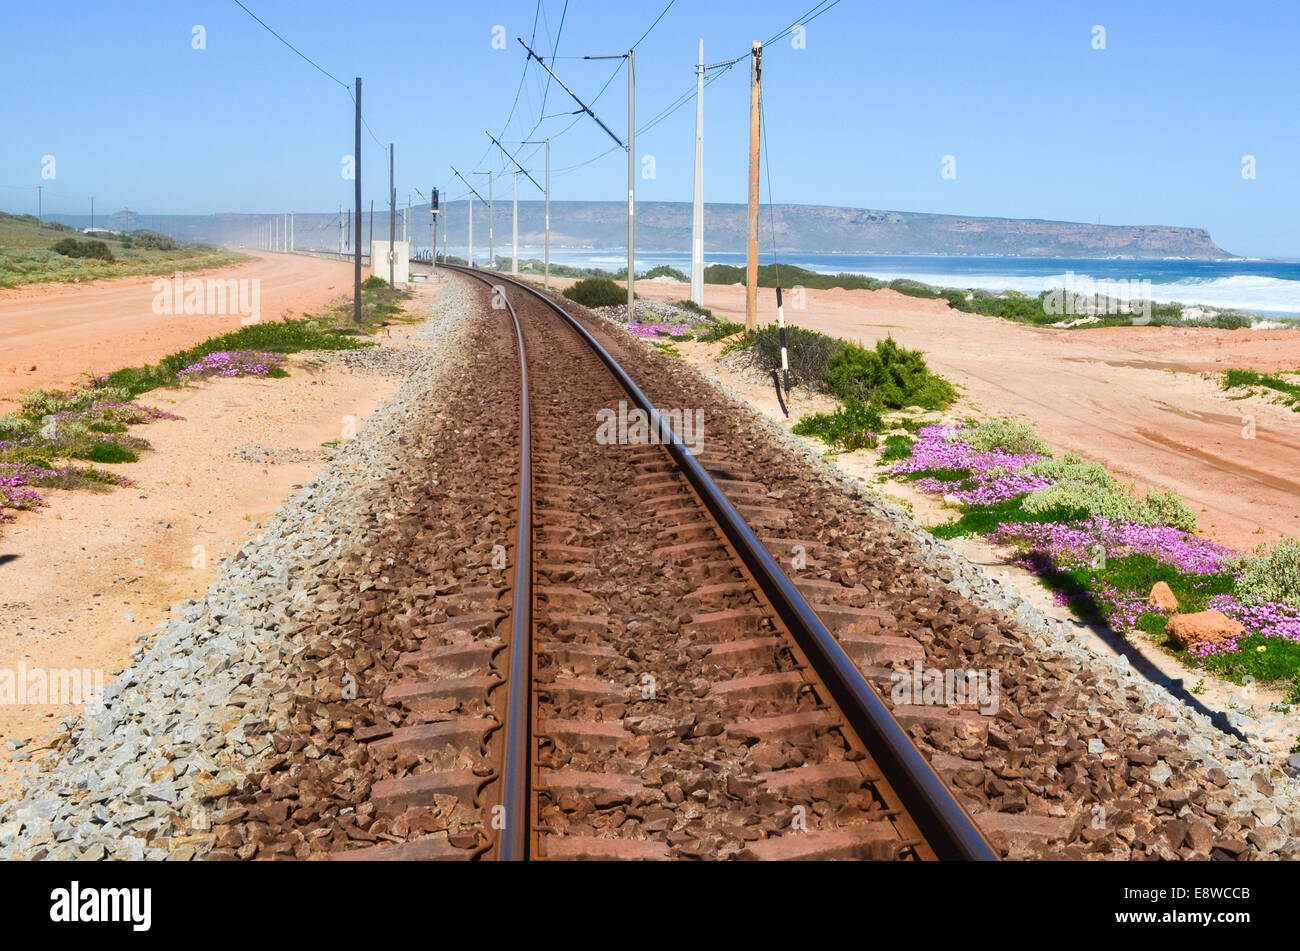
[0,463,45,516]
[0,461,131,520]
[1198,594,1300,655]
[49,400,182,424]
[893,425,1049,504]
[993,518,1236,575]
[177,351,284,379]
[627,323,692,339]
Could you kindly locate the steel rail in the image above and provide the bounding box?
[444,263,997,861]
[451,267,533,861]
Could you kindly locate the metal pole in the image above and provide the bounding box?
[469,195,474,268]
[627,48,635,317]
[544,141,550,288]
[512,168,518,276]
[525,139,551,287]
[353,79,362,322]
[388,143,395,286]
[488,171,494,269]
[745,41,762,331]
[691,38,705,306]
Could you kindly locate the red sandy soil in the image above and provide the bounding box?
[0,251,356,407]
[618,278,1300,553]
[0,279,433,784]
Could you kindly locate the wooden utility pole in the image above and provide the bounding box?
[745,41,762,331]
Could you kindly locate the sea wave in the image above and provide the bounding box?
[825,267,1300,316]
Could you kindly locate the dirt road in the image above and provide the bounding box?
[623,278,1300,552]
[0,251,358,405]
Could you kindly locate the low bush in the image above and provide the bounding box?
[947,420,1049,454]
[1236,537,1300,609]
[51,237,113,261]
[563,277,626,308]
[697,318,745,342]
[748,325,842,390]
[826,337,956,409]
[1020,480,1198,531]
[645,265,688,282]
[791,397,883,451]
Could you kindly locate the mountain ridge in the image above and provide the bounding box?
[58,201,1233,259]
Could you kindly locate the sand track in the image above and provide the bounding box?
[616,279,1300,552]
[1,251,357,406]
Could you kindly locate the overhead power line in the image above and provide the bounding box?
[229,0,351,89]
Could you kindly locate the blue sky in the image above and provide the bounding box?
[3,0,1297,257]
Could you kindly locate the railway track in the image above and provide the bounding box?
[318,265,997,861]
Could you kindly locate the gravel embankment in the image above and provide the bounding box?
[564,299,1300,860]
[0,278,481,860]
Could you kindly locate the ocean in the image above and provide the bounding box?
[454,246,1300,319]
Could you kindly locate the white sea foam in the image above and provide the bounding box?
[826,268,1300,317]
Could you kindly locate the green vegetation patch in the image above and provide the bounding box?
[791,398,883,452]
[563,277,628,309]
[1222,368,1300,409]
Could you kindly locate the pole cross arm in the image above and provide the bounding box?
[519,38,626,149]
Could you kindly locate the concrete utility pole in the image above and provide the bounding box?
[388,143,395,286]
[691,39,705,306]
[745,41,762,331]
[524,139,551,288]
[525,39,628,296]
[354,77,362,323]
[452,167,487,269]
[487,132,542,278]
[628,49,636,316]
[473,172,492,269]
[583,47,636,313]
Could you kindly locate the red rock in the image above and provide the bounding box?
[1148,581,1179,612]
[1164,611,1244,651]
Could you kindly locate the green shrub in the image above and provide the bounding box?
[127,231,179,251]
[879,434,914,463]
[1236,537,1300,609]
[645,265,688,282]
[1137,489,1198,531]
[886,278,943,299]
[947,420,1049,454]
[749,325,842,390]
[1023,453,1114,488]
[51,237,113,261]
[791,397,883,451]
[563,277,627,308]
[85,441,138,464]
[698,319,745,342]
[361,275,389,290]
[826,337,956,409]
[676,299,712,317]
[1021,480,1197,531]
